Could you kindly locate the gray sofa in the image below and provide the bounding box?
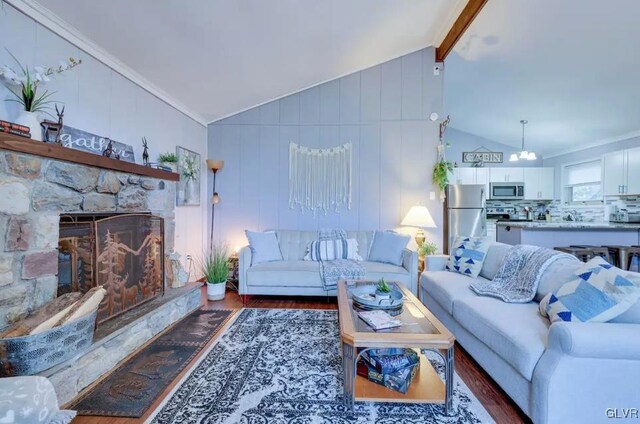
[421,242,640,424]
[239,230,418,296]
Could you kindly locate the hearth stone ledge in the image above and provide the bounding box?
[41,283,201,405]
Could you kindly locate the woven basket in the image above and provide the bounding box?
[0,310,97,376]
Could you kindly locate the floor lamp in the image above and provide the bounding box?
[207,160,224,252]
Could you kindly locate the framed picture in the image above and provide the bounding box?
[176,146,201,206]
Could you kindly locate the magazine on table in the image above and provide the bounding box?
[357,310,402,330]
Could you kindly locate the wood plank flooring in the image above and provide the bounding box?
[71,288,530,424]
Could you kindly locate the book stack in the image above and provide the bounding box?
[356,348,420,394]
[1,120,31,138]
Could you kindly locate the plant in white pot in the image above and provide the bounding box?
[158,152,178,172]
[199,244,230,301]
[0,50,81,141]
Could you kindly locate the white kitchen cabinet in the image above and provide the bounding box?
[524,167,555,200]
[489,167,524,183]
[626,148,640,195]
[603,151,626,196]
[453,168,476,184]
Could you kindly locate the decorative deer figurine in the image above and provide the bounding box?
[102,140,114,158]
[40,104,65,144]
[142,137,150,166]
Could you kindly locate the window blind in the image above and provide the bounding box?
[564,160,601,186]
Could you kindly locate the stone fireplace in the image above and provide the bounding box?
[0,137,201,403]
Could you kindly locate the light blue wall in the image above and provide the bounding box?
[208,47,445,249]
[0,4,208,261]
[543,135,640,196]
[446,127,542,168]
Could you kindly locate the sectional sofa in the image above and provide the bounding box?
[421,242,640,424]
[238,230,418,297]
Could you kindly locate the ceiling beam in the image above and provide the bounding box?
[435,0,488,62]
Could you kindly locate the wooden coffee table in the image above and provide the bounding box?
[337,279,456,415]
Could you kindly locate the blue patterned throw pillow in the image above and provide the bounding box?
[540,256,640,323]
[445,236,490,278]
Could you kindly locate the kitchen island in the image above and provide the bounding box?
[496,221,640,248]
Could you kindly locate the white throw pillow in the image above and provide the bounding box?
[367,231,410,266]
[540,257,640,323]
[445,236,491,278]
[304,238,362,261]
[245,230,284,265]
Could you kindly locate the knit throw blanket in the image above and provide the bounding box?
[470,245,574,303]
[318,229,365,291]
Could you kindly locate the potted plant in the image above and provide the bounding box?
[0,51,81,141]
[158,152,178,172]
[375,278,392,300]
[418,241,438,258]
[198,244,230,301]
[432,158,453,201]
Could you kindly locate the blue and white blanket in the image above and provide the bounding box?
[317,229,365,291]
[470,245,575,303]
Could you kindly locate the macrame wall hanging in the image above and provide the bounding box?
[289,142,352,214]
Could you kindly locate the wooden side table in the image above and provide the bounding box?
[227,254,239,291]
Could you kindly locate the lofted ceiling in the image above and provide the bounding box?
[29,0,466,124]
[445,0,640,157]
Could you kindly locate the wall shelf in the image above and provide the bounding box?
[0,133,180,181]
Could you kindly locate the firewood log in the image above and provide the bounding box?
[0,293,82,338]
[53,286,106,328]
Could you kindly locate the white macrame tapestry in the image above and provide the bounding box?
[289,142,352,213]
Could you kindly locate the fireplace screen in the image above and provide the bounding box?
[58,213,164,325]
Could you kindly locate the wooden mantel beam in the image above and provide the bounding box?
[435,0,489,62]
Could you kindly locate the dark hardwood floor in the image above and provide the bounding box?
[72,288,530,424]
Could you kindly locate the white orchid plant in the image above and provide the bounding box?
[0,50,81,115]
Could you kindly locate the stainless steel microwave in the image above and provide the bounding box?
[489,182,525,200]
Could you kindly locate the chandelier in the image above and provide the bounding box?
[509,120,536,161]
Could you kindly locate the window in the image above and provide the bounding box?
[563,160,602,204]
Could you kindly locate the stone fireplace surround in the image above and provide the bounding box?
[0,146,201,404]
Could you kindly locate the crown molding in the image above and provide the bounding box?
[543,129,640,159]
[5,0,208,126]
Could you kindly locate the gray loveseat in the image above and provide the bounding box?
[421,242,640,424]
[239,230,418,297]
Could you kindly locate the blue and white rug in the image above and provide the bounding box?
[146,309,494,424]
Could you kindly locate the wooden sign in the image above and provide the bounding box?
[60,126,136,163]
[462,151,503,164]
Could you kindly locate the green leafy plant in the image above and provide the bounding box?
[376,278,391,293]
[0,50,81,114]
[432,159,454,191]
[418,241,438,257]
[158,152,178,163]
[198,244,230,284]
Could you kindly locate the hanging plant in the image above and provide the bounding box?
[433,159,453,192]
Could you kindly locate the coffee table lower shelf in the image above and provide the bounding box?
[354,353,445,404]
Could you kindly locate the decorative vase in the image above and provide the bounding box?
[206,280,226,301]
[184,178,194,203]
[15,111,42,141]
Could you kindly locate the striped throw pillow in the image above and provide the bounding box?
[304,239,362,261]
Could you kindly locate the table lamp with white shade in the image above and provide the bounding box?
[401,205,437,247]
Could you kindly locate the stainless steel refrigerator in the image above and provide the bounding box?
[443,184,487,254]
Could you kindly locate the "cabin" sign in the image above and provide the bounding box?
[462,151,503,164]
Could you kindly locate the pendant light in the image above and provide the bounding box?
[509,120,536,161]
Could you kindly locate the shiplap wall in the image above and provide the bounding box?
[0,4,207,264]
[208,47,445,250]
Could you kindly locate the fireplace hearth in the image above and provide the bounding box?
[59,213,164,325]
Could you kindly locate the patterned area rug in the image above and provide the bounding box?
[70,308,234,417]
[147,309,494,424]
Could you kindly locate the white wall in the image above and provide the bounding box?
[208,47,445,251]
[0,4,207,265]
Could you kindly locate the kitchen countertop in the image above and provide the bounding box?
[495,221,640,230]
